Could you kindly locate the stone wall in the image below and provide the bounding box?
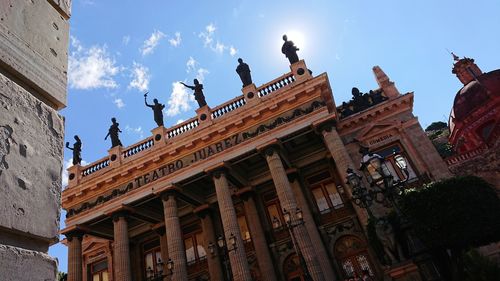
[0,1,70,280]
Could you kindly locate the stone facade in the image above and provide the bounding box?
[0,1,71,280]
[61,61,449,281]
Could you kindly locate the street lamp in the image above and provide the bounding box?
[282,208,313,281]
[147,258,173,281]
[211,234,237,281]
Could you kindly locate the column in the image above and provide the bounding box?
[194,206,224,281]
[318,121,369,224]
[67,232,83,281]
[239,188,278,281]
[162,192,188,281]
[113,213,132,281]
[154,227,170,275]
[212,169,253,281]
[263,146,326,281]
[288,174,337,281]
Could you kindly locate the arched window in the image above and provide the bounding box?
[283,254,304,281]
[334,235,375,279]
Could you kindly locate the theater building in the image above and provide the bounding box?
[61,60,450,281]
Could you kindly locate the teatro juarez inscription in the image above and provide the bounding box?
[134,132,244,188]
[66,100,325,217]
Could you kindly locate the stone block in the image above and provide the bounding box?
[0,0,70,109]
[0,71,64,243]
[0,244,57,281]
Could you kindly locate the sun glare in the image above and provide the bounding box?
[284,30,306,51]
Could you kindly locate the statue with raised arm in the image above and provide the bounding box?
[180,79,207,108]
[236,58,253,87]
[65,135,82,165]
[281,34,300,64]
[144,92,165,127]
[104,117,123,148]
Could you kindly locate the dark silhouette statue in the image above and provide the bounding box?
[65,135,82,165]
[180,79,207,108]
[144,92,165,127]
[281,34,300,64]
[236,58,253,87]
[104,117,123,148]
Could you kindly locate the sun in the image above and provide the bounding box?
[284,30,306,51]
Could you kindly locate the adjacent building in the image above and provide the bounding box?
[446,54,500,189]
[61,60,450,281]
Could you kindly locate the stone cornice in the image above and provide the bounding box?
[336,92,414,135]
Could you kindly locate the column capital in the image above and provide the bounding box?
[235,186,255,202]
[65,230,84,241]
[193,204,213,219]
[159,186,181,201]
[111,210,130,222]
[257,142,282,158]
[313,119,337,134]
[286,168,300,183]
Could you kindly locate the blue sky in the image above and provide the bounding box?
[50,0,500,272]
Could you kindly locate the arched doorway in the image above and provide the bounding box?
[334,235,375,279]
[283,254,304,281]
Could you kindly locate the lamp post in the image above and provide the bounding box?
[282,207,313,281]
[208,233,237,281]
[146,258,173,281]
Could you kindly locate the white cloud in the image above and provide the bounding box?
[128,62,150,92]
[198,23,237,56]
[214,41,225,54]
[140,30,165,56]
[186,56,197,73]
[176,119,185,124]
[196,68,209,83]
[199,23,216,47]
[62,158,88,188]
[113,98,125,109]
[125,125,144,139]
[169,32,182,47]
[122,35,131,45]
[229,46,237,56]
[68,36,120,90]
[166,82,195,116]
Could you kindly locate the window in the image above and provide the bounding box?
[238,215,251,241]
[90,260,108,281]
[374,144,417,182]
[266,201,284,229]
[184,231,206,265]
[334,236,375,279]
[307,171,344,214]
[143,239,162,278]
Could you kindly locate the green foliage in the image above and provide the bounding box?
[434,142,454,158]
[400,176,500,251]
[425,121,448,132]
[464,250,500,281]
[57,272,67,281]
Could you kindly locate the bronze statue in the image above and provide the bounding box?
[104,117,123,148]
[65,135,82,165]
[144,92,165,127]
[180,79,207,108]
[236,58,252,87]
[281,34,299,64]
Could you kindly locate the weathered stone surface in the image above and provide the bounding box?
[0,244,57,281]
[47,0,72,19]
[0,0,70,109]
[0,71,64,243]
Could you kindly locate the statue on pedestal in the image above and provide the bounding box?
[65,135,82,165]
[104,117,123,148]
[180,79,207,108]
[236,58,253,87]
[144,92,165,127]
[375,217,404,265]
[281,34,300,64]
